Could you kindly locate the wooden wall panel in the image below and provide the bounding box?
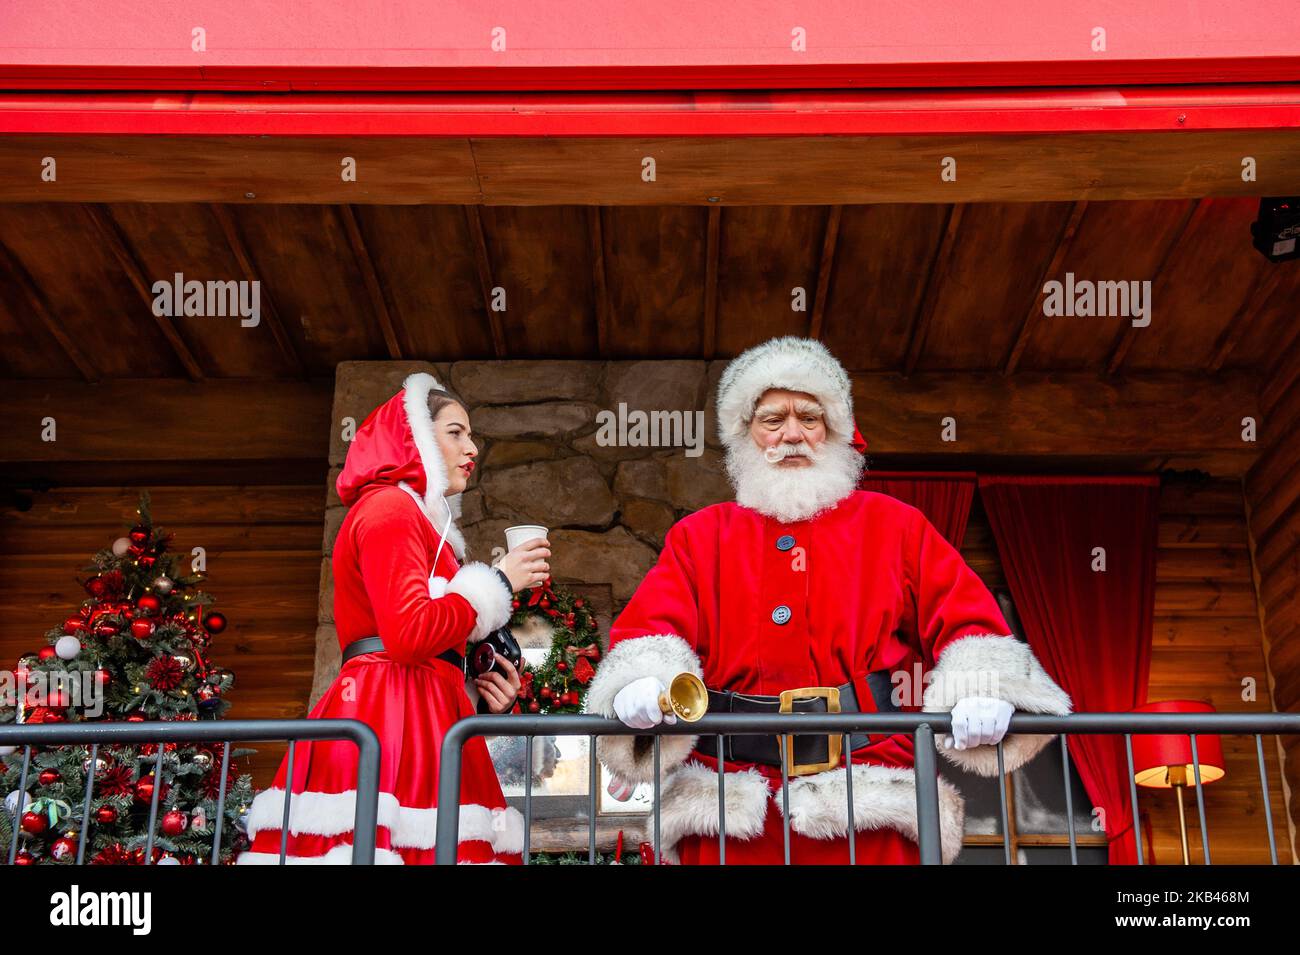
[915,202,1074,370]
[713,205,826,357]
[820,203,950,371]
[963,480,1290,864]
[231,205,391,373]
[105,203,300,378]
[602,206,708,357]
[1245,330,1300,864]
[1015,199,1196,372]
[1126,199,1280,371]
[0,486,324,788]
[477,205,599,358]
[352,205,492,360]
[0,204,186,378]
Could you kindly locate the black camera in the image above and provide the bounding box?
[467,624,522,681]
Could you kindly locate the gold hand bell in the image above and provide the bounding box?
[657,672,709,723]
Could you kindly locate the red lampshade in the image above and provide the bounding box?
[1129,700,1226,788]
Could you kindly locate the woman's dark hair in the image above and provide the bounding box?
[426,387,467,422]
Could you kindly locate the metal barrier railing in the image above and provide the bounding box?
[436,711,1300,865]
[0,719,381,865]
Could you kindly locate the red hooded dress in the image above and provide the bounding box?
[238,373,522,864]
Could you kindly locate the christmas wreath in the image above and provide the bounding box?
[507,578,603,714]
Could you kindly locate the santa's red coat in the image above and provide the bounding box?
[585,489,1073,864]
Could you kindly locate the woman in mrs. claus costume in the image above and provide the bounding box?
[238,373,550,864]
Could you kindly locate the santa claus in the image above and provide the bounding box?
[585,337,1073,864]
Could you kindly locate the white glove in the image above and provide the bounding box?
[612,676,675,729]
[943,697,1014,750]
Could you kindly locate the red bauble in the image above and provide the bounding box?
[160,810,188,836]
[50,836,77,861]
[539,685,553,700]
[528,701,540,713]
[202,612,227,634]
[130,618,155,640]
[556,661,569,673]
[38,769,60,785]
[137,554,156,570]
[94,668,111,686]
[136,594,162,615]
[37,645,57,660]
[85,576,109,598]
[20,811,48,835]
[63,615,87,634]
[511,599,521,609]
[128,526,150,546]
[125,711,146,722]
[134,773,168,805]
[573,598,585,608]
[95,805,119,824]
[14,852,35,866]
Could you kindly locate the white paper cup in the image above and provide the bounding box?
[504,524,549,587]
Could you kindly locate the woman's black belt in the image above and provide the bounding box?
[693,669,899,773]
[340,636,464,671]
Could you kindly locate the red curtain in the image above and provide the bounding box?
[860,471,978,546]
[978,475,1160,864]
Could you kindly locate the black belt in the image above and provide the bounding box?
[694,670,899,772]
[340,636,464,671]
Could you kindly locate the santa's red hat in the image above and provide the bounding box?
[716,337,865,452]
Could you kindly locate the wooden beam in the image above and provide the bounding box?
[0,239,98,381]
[1105,199,1204,376]
[903,204,964,375]
[702,205,721,358]
[848,369,1258,463]
[808,205,842,340]
[1003,201,1089,376]
[208,204,306,378]
[6,133,1300,205]
[336,205,405,360]
[81,204,204,381]
[587,207,610,359]
[463,206,507,358]
[0,379,333,463]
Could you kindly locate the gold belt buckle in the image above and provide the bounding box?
[778,686,842,777]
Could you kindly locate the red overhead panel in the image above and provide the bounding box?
[2,0,1300,91]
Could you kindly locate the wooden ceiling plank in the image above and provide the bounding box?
[702,205,721,358]
[1104,198,1205,376]
[808,205,842,341]
[1207,265,1286,373]
[81,203,204,381]
[903,203,964,376]
[336,204,406,360]
[1003,200,1089,376]
[0,240,98,381]
[208,203,306,378]
[463,205,507,358]
[588,207,610,358]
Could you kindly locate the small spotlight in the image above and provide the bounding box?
[1251,197,1300,262]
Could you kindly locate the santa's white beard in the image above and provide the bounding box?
[724,437,864,523]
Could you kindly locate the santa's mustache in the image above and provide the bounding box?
[763,441,825,465]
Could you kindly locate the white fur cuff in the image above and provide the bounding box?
[922,633,1073,777]
[584,634,704,784]
[447,562,513,644]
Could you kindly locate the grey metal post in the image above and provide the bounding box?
[913,722,943,865]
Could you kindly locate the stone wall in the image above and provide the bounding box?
[311,359,733,706]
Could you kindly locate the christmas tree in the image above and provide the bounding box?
[0,493,253,865]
